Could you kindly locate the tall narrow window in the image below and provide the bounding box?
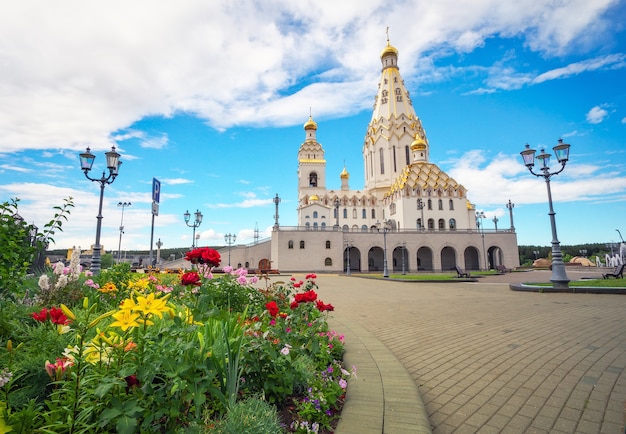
[326,241,331,249]
[288,240,294,249]
[438,199,443,210]
[343,208,347,218]
[379,148,384,174]
[393,146,397,172]
[427,199,432,210]
[309,172,317,187]
[449,199,454,210]
[300,241,305,249]
[362,209,366,218]
[371,209,376,219]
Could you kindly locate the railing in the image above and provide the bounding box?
[274,226,513,234]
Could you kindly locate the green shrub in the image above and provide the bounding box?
[214,397,282,434]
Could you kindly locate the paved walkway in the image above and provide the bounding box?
[303,270,626,433]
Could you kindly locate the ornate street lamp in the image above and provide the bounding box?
[117,201,131,263]
[184,209,203,249]
[334,197,340,229]
[79,146,121,275]
[401,241,407,275]
[520,139,571,288]
[344,239,353,276]
[417,199,425,231]
[492,216,499,231]
[376,220,390,278]
[506,200,515,230]
[273,194,281,229]
[224,233,237,267]
[476,211,487,270]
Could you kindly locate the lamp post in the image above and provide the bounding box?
[401,241,407,275]
[334,197,340,230]
[520,139,571,289]
[184,209,203,249]
[579,249,587,258]
[117,201,131,263]
[156,238,163,266]
[417,199,425,231]
[492,216,499,231]
[533,250,540,260]
[79,146,121,275]
[344,239,353,275]
[476,211,487,270]
[506,199,515,230]
[224,233,237,267]
[377,220,390,278]
[273,194,281,229]
[617,229,625,243]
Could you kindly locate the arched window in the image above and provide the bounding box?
[405,145,410,165]
[325,257,332,266]
[313,211,318,218]
[417,218,422,230]
[438,199,443,210]
[333,208,337,218]
[449,199,454,210]
[428,218,435,230]
[343,208,348,218]
[305,222,310,230]
[342,225,349,232]
[361,225,368,232]
[245,261,249,268]
[288,240,294,249]
[427,199,432,210]
[309,172,318,187]
[449,218,457,230]
[438,219,445,230]
[321,222,326,230]
[326,240,331,249]
[313,222,318,230]
[379,148,385,174]
[371,209,376,219]
[362,208,367,218]
[353,209,357,219]
[300,241,305,249]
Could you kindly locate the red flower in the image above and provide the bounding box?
[305,273,317,280]
[181,271,202,286]
[32,308,48,322]
[316,300,335,312]
[49,307,70,325]
[184,247,221,267]
[125,374,140,391]
[265,301,279,317]
[293,281,303,288]
[290,301,299,310]
[294,290,317,303]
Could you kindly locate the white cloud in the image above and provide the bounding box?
[532,54,626,84]
[0,0,619,153]
[586,106,609,124]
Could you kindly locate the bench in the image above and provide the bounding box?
[603,263,624,279]
[495,265,511,274]
[455,265,470,278]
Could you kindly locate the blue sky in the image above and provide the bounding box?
[1,1,625,253]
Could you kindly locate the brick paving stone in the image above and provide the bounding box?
[305,272,626,434]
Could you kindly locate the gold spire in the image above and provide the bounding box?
[380,27,398,58]
[340,166,349,179]
[411,133,427,151]
[303,115,318,131]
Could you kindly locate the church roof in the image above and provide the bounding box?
[384,162,465,198]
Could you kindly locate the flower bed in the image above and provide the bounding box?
[0,247,354,433]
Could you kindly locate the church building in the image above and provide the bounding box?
[232,39,520,273]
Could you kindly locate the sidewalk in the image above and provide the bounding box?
[310,271,626,433]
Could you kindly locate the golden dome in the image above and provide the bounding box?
[340,166,349,179]
[411,135,427,151]
[310,195,319,201]
[303,116,318,131]
[380,43,398,59]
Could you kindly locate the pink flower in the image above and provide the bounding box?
[223,265,233,274]
[249,275,259,284]
[237,275,248,285]
[280,345,291,356]
[339,379,347,389]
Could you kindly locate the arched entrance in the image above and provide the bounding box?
[417,246,433,271]
[464,246,480,271]
[392,246,409,272]
[344,247,362,272]
[368,247,384,272]
[488,245,504,269]
[440,246,456,272]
